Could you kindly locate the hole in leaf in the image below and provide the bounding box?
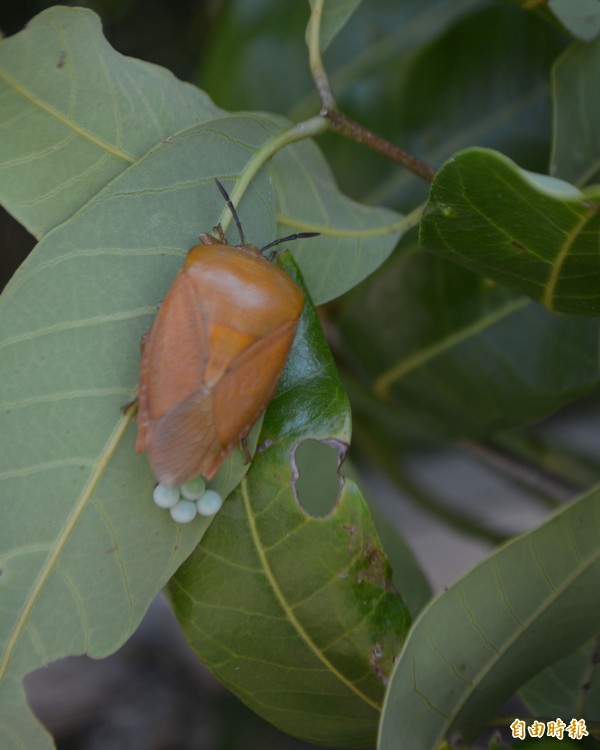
[294,439,343,518]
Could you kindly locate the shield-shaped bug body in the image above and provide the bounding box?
[135,181,317,487]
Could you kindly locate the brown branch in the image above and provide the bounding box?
[307,0,434,185]
[322,107,436,184]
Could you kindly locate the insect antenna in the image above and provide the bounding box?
[214,178,246,244]
[261,232,320,260]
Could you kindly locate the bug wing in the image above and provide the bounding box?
[135,271,210,475]
[139,273,209,422]
[136,244,304,487]
[212,318,298,455]
[145,388,215,488]
[146,318,298,486]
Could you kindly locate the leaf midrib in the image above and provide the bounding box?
[405,506,600,749]
[374,296,530,397]
[542,204,597,310]
[0,414,133,680]
[240,477,381,713]
[0,67,135,164]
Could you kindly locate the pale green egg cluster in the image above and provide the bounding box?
[152,476,223,523]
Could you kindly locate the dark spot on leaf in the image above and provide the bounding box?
[369,643,388,686]
[355,543,395,592]
[56,51,66,68]
[256,438,274,455]
[510,239,526,252]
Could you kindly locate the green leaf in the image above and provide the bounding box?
[0,6,221,238]
[0,7,404,307]
[1,103,393,745]
[0,121,282,748]
[549,0,600,41]
[0,8,410,746]
[0,409,226,747]
[292,440,433,618]
[551,36,600,187]
[377,484,600,750]
[339,239,600,439]
[200,0,313,113]
[170,257,411,749]
[420,148,600,315]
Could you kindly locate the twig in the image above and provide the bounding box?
[322,107,436,184]
[306,0,435,184]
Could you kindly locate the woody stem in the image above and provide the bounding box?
[307,0,435,183]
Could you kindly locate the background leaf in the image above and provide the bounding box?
[420,147,600,315]
[377,484,600,750]
[170,256,411,749]
[307,0,363,52]
[289,439,433,618]
[199,0,313,114]
[339,237,600,439]
[312,2,563,209]
[551,36,600,187]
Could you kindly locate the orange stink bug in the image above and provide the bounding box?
[135,180,318,488]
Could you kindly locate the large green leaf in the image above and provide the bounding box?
[378,484,600,750]
[0,6,221,238]
[0,6,404,307]
[0,8,408,747]
[551,36,600,187]
[339,239,600,439]
[420,148,600,315]
[0,127,281,750]
[199,0,313,114]
[170,256,411,749]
